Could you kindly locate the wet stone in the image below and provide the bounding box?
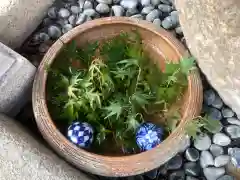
[96,0,113,4]
[76,13,87,25]
[194,134,211,151]
[96,3,110,14]
[225,125,240,139]
[185,148,200,162]
[58,8,71,19]
[208,107,222,121]
[204,89,216,106]
[217,175,235,180]
[222,108,234,118]
[48,7,58,19]
[141,0,151,6]
[153,18,161,26]
[175,26,183,35]
[186,177,199,180]
[200,151,214,168]
[83,9,96,17]
[158,4,172,13]
[71,6,81,14]
[130,14,143,19]
[210,144,224,157]
[62,24,73,34]
[141,6,154,15]
[38,43,50,53]
[48,25,62,39]
[144,169,158,179]
[214,155,230,167]
[111,5,124,16]
[203,167,225,180]
[162,16,174,29]
[166,154,183,170]
[126,8,138,16]
[213,133,231,146]
[68,15,76,25]
[151,0,161,6]
[227,117,240,126]
[212,95,223,109]
[120,0,139,9]
[184,162,200,177]
[83,1,93,10]
[169,170,185,180]
[160,0,171,5]
[146,9,161,22]
[39,32,50,42]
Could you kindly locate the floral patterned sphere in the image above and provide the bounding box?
[136,122,163,151]
[67,122,94,148]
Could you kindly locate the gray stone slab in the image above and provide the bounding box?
[0,0,54,48]
[175,0,240,119]
[0,113,93,180]
[0,42,36,117]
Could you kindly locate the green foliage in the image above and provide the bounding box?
[46,31,196,154]
[185,115,222,139]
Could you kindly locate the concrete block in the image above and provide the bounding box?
[0,0,54,48]
[0,113,93,180]
[0,42,36,117]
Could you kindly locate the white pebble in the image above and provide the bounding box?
[153,18,161,26]
[76,13,87,25]
[120,0,139,9]
[214,155,230,167]
[96,3,110,14]
[213,133,231,146]
[146,9,160,22]
[83,1,93,9]
[112,5,124,16]
[96,0,113,4]
[58,8,71,19]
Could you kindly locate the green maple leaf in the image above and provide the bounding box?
[126,114,141,131]
[201,115,222,133]
[103,102,123,119]
[164,61,180,74]
[131,91,152,107]
[166,110,181,132]
[180,57,196,75]
[185,115,221,139]
[185,119,203,139]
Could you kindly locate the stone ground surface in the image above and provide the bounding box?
[0,0,54,48]
[14,0,240,179]
[0,113,93,180]
[175,0,240,120]
[0,42,36,117]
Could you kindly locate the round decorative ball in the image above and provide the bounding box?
[136,122,163,151]
[67,122,94,148]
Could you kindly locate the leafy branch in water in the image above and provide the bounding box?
[46,30,196,154]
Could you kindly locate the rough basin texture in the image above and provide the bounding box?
[0,113,93,180]
[0,0,54,48]
[175,0,240,118]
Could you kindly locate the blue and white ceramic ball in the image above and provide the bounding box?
[136,122,163,151]
[67,122,94,148]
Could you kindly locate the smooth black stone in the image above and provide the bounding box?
[204,89,216,106]
[168,170,185,180]
[185,148,200,162]
[144,169,158,179]
[184,162,200,177]
[166,154,183,170]
[208,107,222,120]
